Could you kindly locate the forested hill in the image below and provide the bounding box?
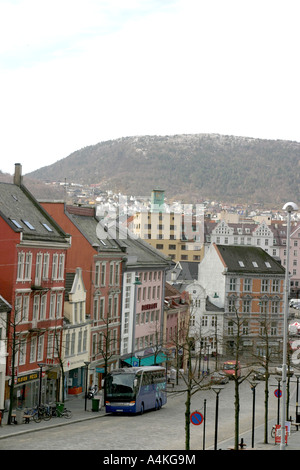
[27,134,300,204]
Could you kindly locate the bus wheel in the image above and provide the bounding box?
[155,400,159,411]
[140,403,144,415]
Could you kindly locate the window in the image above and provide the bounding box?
[272,279,280,293]
[270,322,277,336]
[78,330,82,354]
[47,332,54,358]
[33,296,40,321]
[17,252,25,280]
[99,298,105,319]
[19,336,27,365]
[30,337,37,363]
[42,223,53,232]
[109,263,114,285]
[52,254,58,280]
[228,298,236,313]
[22,220,35,230]
[100,263,106,286]
[42,253,49,279]
[243,300,251,313]
[227,321,234,335]
[271,301,279,314]
[244,278,251,292]
[261,279,269,293]
[49,293,56,319]
[35,253,43,285]
[24,252,32,280]
[56,293,63,317]
[95,263,100,286]
[58,254,65,279]
[93,297,99,320]
[37,336,44,361]
[40,294,47,320]
[229,278,236,291]
[242,321,249,335]
[260,300,268,314]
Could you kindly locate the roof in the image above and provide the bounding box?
[65,207,122,252]
[0,182,69,244]
[106,223,172,270]
[214,244,285,275]
[0,295,12,312]
[64,272,76,301]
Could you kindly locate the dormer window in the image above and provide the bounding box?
[22,220,35,230]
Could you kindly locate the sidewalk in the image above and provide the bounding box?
[0,394,106,440]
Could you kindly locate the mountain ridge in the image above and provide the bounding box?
[26,133,300,205]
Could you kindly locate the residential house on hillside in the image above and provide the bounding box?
[0,164,71,412]
[62,268,90,398]
[197,243,285,359]
[205,218,300,296]
[39,202,124,389]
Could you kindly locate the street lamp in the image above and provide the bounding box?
[275,376,282,425]
[211,385,223,450]
[249,379,259,448]
[37,363,46,411]
[295,373,300,423]
[84,361,90,411]
[281,202,298,450]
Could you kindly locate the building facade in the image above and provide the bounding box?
[0,165,71,410]
[40,202,124,389]
[197,243,286,360]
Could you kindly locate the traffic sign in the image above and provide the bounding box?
[190,411,204,425]
[274,389,282,398]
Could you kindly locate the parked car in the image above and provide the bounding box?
[210,371,229,385]
[253,367,269,381]
[275,366,294,377]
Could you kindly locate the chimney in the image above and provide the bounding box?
[14,163,22,186]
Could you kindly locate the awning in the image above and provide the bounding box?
[123,352,167,367]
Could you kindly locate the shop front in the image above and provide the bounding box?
[6,368,59,409]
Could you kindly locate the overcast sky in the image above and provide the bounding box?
[1,0,299,175]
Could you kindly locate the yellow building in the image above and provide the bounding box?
[131,191,205,263]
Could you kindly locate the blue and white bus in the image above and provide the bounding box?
[104,366,167,414]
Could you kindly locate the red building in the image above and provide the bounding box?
[40,201,124,388]
[0,165,71,410]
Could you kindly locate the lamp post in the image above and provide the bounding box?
[249,379,259,448]
[281,202,298,450]
[212,385,223,450]
[84,361,90,411]
[295,373,300,423]
[275,376,281,425]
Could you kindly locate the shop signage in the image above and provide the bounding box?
[16,371,45,384]
[141,303,157,311]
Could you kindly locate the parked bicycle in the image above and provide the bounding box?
[51,404,72,419]
[24,404,52,423]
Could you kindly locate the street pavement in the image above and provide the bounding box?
[1,389,299,451]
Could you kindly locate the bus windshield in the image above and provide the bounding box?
[105,372,141,400]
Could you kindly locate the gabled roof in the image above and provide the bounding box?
[65,206,122,252]
[0,295,12,312]
[106,222,173,269]
[214,244,285,275]
[0,182,69,244]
